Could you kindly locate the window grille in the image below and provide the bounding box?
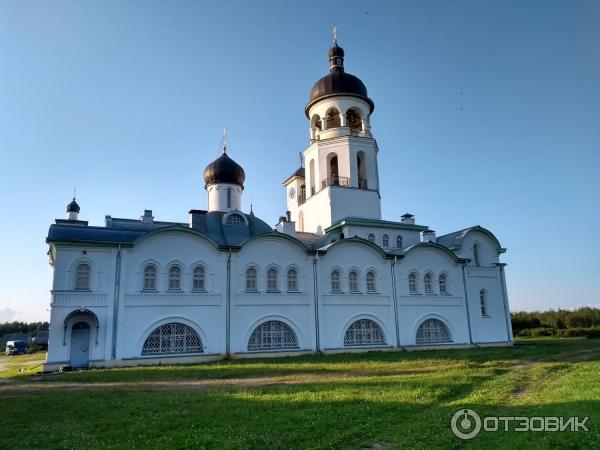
[193,266,205,291]
[142,323,203,355]
[416,319,452,344]
[75,263,90,290]
[344,319,386,346]
[247,320,299,351]
[226,214,244,225]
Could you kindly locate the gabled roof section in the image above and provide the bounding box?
[325,217,429,233]
[437,225,505,254]
[391,241,468,263]
[317,236,393,259]
[283,167,305,186]
[240,230,314,254]
[134,224,221,249]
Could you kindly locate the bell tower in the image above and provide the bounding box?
[284,35,382,234]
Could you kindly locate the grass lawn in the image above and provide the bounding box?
[0,339,598,449]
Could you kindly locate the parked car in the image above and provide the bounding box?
[5,340,28,356]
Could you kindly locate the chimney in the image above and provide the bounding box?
[422,230,436,242]
[276,213,296,238]
[188,209,207,228]
[141,209,154,224]
[401,213,415,225]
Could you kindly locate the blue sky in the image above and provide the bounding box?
[1,1,599,321]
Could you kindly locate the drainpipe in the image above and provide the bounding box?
[391,256,401,349]
[496,263,513,342]
[313,253,321,353]
[111,244,122,359]
[461,263,474,345]
[226,249,232,357]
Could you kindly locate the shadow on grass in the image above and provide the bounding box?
[26,338,600,384]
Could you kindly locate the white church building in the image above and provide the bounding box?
[45,40,513,370]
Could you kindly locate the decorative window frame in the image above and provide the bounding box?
[382,234,390,248]
[138,316,208,356]
[438,271,450,295]
[423,271,434,295]
[69,257,95,291]
[480,289,489,317]
[244,315,303,352]
[244,264,260,293]
[408,270,419,294]
[396,234,403,249]
[222,210,248,226]
[265,264,281,293]
[412,314,454,345]
[365,268,378,293]
[472,241,481,267]
[165,260,185,291]
[339,314,388,348]
[330,267,343,293]
[285,264,301,292]
[140,259,161,292]
[348,267,360,293]
[191,263,208,292]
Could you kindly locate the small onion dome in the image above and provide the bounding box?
[66,198,80,213]
[305,43,374,117]
[203,152,245,188]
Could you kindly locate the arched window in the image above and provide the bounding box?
[226,188,232,208]
[368,233,375,243]
[168,266,181,290]
[143,265,157,291]
[328,154,339,186]
[142,322,203,355]
[416,319,452,344]
[267,268,278,292]
[226,214,244,225]
[287,268,298,292]
[396,235,403,248]
[356,150,367,189]
[382,234,389,247]
[366,271,376,292]
[247,320,299,351]
[473,243,481,266]
[245,267,257,291]
[325,107,341,129]
[75,263,90,290]
[193,266,205,291]
[480,289,488,316]
[331,270,341,292]
[344,319,386,346]
[424,273,433,294]
[408,272,418,294]
[349,271,359,292]
[346,108,362,133]
[439,273,447,294]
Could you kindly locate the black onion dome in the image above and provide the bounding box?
[305,43,374,117]
[203,152,245,188]
[67,198,80,213]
